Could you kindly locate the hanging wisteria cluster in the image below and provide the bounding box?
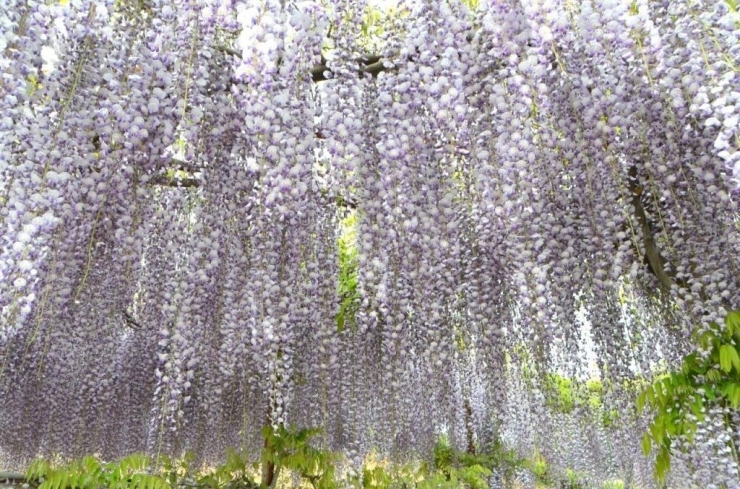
[1,0,739,485]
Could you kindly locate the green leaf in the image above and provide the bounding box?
[720,344,738,372]
[650,421,664,446]
[726,310,740,335]
[636,390,646,413]
[681,352,699,375]
[655,447,671,481]
[660,378,673,400]
[664,415,677,436]
[645,385,655,406]
[690,398,704,422]
[336,310,345,332]
[641,433,652,455]
[26,459,51,482]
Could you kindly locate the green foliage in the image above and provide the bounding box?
[431,435,455,473]
[349,436,492,489]
[601,408,620,429]
[20,428,616,489]
[336,212,360,333]
[600,480,625,489]
[157,451,200,487]
[360,8,385,46]
[485,437,605,488]
[543,374,576,413]
[637,310,740,482]
[289,433,599,489]
[26,453,170,489]
[415,463,490,489]
[355,460,420,489]
[523,447,551,486]
[562,468,586,489]
[353,6,410,54]
[195,449,258,488]
[262,425,337,489]
[540,373,610,423]
[460,0,479,11]
[482,439,522,484]
[508,344,609,422]
[22,425,335,489]
[426,436,491,489]
[356,465,394,489]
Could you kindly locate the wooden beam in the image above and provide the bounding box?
[149,174,201,188]
[214,45,395,82]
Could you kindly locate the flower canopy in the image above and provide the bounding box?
[0,0,738,486]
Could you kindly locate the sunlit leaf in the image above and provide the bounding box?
[641,433,652,456]
[636,390,646,413]
[727,310,740,334]
[720,344,736,372]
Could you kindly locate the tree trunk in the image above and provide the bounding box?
[261,406,276,489]
[464,398,476,455]
[261,435,275,488]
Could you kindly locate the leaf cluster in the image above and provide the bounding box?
[348,437,492,489]
[26,454,169,489]
[22,426,337,489]
[637,310,740,481]
[21,427,618,489]
[261,426,337,489]
[540,375,605,414]
[336,212,360,333]
[508,345,609,421]
[522,447,550,486]
[194,449,258,489]
[423,436,491,489]
[351,459,419,489]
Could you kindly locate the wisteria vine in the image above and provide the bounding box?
[0,0,739,486]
